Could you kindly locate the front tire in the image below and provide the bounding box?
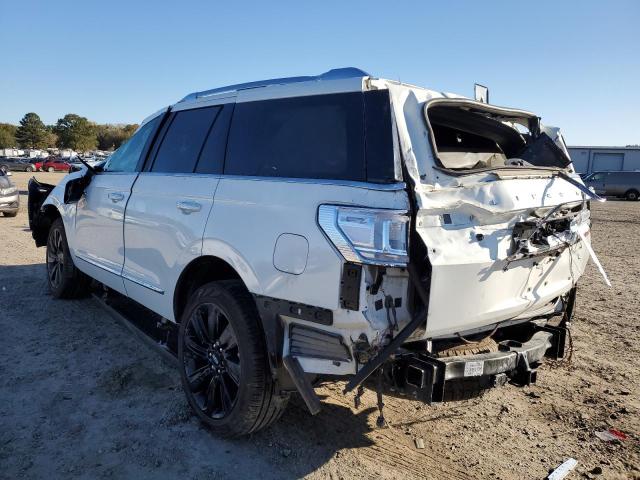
[47,167,55,172]
[625,190,639,201]
[3,211,18,217]
[178,280,288,437]
[46,218,90,298]
[25,166,34,172]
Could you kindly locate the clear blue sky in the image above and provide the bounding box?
[1,0,638,145]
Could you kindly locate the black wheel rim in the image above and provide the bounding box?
[47,229,64,289]
[183,303,240,419]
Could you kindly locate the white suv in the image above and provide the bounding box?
[29,68,597,436]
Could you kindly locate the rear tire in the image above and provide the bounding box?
[625,190,639,201]
[25,166,34,172]
[46,218,90,298]
[3,211,18,217]
[178,280,288,437]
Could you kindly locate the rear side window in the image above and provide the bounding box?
[151,107,220,173]
[225,93,367,182]
[364,90,395,183]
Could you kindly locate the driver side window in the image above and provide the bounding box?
[103,116,161,172]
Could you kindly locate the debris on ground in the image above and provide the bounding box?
[414,438,425,449]
[547,458,578,480]
[594,428,628,442]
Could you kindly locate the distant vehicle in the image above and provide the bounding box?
[0,169,19,217]
[39,157,72,172]
[0,157,37,173]
[583,171,640,201]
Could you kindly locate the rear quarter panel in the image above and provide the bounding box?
[202,177,409,310]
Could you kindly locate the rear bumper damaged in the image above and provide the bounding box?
[384,327,565,404]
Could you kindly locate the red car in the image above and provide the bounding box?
[37,157,71,172]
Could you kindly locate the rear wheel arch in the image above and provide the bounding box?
[173,256,245,323]
[173,255,285,380]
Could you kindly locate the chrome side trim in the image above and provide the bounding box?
[133,172,405,191]
[75,254,165,294]
[222,176,406,192]
[122,272,165,294]
[75,253,122,277]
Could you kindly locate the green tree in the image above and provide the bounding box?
[54,114,97,151]
[95,123,138,151]
[15,113,49,148]
[0,123,17,148]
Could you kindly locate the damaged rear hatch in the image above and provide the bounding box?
[413,98,593,338]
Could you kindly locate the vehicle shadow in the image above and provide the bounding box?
[0,262,386,479]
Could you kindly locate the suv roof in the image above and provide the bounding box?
[178,67,370,104]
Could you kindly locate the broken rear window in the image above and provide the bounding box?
[425,102,570,172]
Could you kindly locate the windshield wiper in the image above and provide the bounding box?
[76,157,98,175]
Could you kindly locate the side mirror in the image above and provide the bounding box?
[64,169,94,204]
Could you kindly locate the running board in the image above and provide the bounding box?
[282,356,322,415]
[91,293,178,368]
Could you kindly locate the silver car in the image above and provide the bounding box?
[0,170,19,217]
[584,171,640,201]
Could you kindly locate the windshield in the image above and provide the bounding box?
[425,102,571,173]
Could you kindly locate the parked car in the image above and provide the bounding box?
[28,68,598,437]
[583,171,640,200]
[0,170,19,217]
[0,157,37,173]
[39,157,72,172]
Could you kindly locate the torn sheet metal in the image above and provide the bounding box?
[378,78,594,338]
[578,230,612,287]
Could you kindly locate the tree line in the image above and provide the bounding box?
[0,113,138,152]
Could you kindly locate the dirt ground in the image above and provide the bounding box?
[0,171,638,479]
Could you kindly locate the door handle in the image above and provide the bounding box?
[177,200,202,214]
[108,192,125,203]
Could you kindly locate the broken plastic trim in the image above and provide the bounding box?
[343,263,429,394]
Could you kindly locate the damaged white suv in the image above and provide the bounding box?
[29,68,601,437]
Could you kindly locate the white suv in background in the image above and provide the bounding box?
[29,68,597,437]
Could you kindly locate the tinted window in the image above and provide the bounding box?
[151,107,220,174]
[104,116,161,172]
[364,90,395,183]
[195,104,234,174]
[225,93,366,181]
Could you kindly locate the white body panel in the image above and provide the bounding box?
[74,172,138,294]
[203,177,409,310]
[122,173,219,320]
[413,176,590,337]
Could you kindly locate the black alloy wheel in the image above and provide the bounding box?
[182,303,241,419]
[178,281,289,436]
[45,218,90,298]
[47,227,65,290]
